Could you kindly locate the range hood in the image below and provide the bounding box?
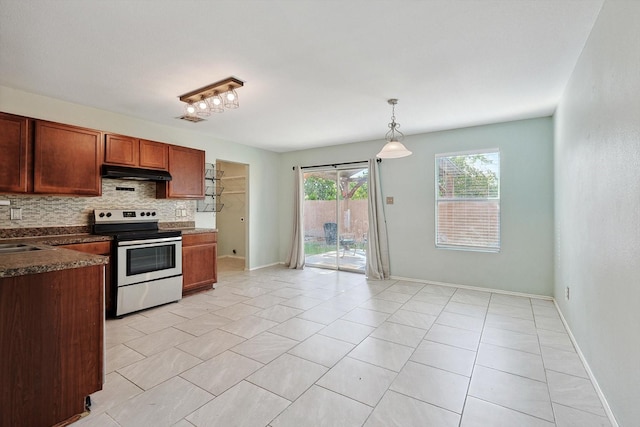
[101,165,172,181]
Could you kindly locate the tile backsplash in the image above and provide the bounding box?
[0,180,196,229]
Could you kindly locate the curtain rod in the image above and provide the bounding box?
[293,159,381,170]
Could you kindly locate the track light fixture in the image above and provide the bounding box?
[178,77,243,122]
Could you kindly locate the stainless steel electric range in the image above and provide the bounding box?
[93,209,182,316]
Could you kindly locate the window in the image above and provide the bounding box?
[436,150,500,251]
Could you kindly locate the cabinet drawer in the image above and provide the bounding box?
[183,232,217,246]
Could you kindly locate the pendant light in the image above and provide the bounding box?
[377,98,412,159]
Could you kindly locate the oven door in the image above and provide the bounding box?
[117,237,182,287]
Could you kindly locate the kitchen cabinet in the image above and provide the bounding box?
[62,241,113,314]
[0,264,104,427]
[182,232,217,295]
[139,139,169,170]
[34,120,103,196]
[104,134,168,170]
[0,112,30,193]
[157,145,205,199]
[104,134,138,166]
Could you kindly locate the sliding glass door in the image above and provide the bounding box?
[303,165,368,273]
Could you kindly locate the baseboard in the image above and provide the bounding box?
[389,275,554,301]
[249,261,284,271]
[218,255,245,260]
[553,300,619,427]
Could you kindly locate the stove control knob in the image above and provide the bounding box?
[99,212,105,218]
[140,212,146,217]
[146,211,151,216]
[106,212,112,218]
[151,212,156,216]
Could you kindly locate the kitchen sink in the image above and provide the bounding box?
[0,243,48,253]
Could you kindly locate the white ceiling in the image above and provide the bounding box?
[0,0,603,152]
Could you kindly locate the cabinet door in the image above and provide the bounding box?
[0,265,103,427]
[182,243,217,294]
[157,145,205,199]
[62,241,113,314]
[34,121,102,196]
[104,134,139,166]
[0,112,30,193]
[139,139,168,170]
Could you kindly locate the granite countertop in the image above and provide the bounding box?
[173,228,217,235]
[0,245,108,278]
[0,233,112,246]
[0,227,215,278]
[0,233,111,278]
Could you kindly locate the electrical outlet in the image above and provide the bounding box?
[10,208,22,220]
[565,286,570,300]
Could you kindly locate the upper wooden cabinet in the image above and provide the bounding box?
[139,139,168,170]
[104,134,168,170]
[34,121,103,196]
[157,145,205,199]
[0,112,30,193]
[104,134,138,166]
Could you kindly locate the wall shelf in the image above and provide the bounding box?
[198,163,223,212]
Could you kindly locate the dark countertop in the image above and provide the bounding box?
[0,245,108,278]
[173,228,218,235]
[0,228,216,278]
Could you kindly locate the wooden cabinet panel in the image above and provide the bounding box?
[157,145,205,199]
[0,112,30,193]
[34,121,102,196]
[182,232,217,295]
[139,139,168,170]
[104,134,139,166]
[183,232,217,246]
[104,135,168,171]
[62,241,113,314]
[0,265,103,427]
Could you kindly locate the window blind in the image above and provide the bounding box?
[435,150,500,251]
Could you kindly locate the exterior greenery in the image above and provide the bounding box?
[438,153,499,198]
[304,171,368,201]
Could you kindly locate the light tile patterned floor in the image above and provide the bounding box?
[76,266,612,427]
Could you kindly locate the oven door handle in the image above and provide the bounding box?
[118,236,182,246]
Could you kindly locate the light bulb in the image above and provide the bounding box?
[186,104,196,114]
[198,99,208,110]
[226,92,235,101]
[212,97,222,106]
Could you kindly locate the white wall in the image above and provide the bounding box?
[280,117,554,295]
[554,1,640,425]
[0,86,282,270]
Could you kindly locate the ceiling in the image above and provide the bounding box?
[0,0,603,152]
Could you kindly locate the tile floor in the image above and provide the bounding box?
[76,265,612,427]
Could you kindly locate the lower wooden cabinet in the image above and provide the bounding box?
[182,232,217,295]
[0,265,104,427]
[61,241,113,314]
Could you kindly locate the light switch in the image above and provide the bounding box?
[386,196,394,205]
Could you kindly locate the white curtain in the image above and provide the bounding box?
[286,166,305,269]
[366,159,390,279]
